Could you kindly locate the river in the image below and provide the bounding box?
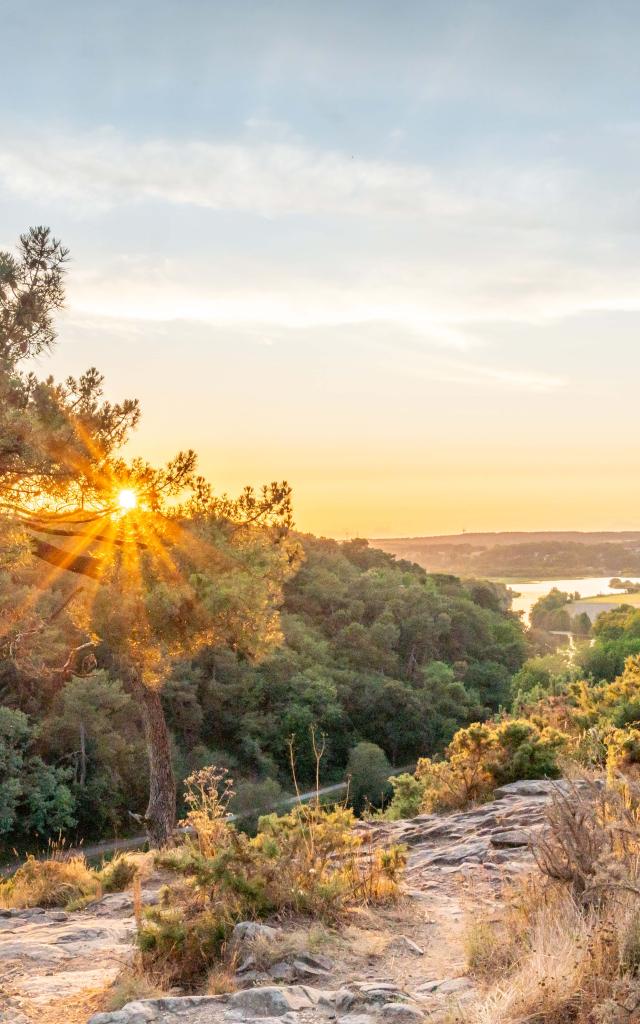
[507,576,640,625]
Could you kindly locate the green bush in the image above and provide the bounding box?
[385,718,567,815]
[346,741,392,813]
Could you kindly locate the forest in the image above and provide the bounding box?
[1,530,527,850]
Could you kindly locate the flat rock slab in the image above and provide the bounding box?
[20,967,121,1003]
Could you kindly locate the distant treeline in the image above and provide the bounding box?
[374,535,640,578]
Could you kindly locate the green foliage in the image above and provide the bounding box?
[39,671,148,836]
[0,530,528,847]
[98,853,140,893]
[0,706,75,842]
[530,588,573,632]
[511,652,575,708]
[387,717,567,815]
[162,536,527,792]
[383,772,424,820]
[346,742,392,813]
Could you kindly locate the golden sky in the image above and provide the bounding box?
[3,3,640,538]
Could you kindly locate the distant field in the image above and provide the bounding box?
[581,592,640,607]
[566,591,640,622]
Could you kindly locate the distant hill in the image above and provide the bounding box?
[371,532,640,578]
[373,531,640,549]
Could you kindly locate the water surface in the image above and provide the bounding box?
[508,576,640,625]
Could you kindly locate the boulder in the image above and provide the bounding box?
[229,985,316,1016]
[231,921,280,945]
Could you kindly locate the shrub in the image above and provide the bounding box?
[0,854,101,909]
[141,765,405,986]
[98,853,140,893]
[383,772,424,820]
[346,741,392,813]
[411,718,567,813]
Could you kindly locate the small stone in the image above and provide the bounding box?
[232,921,281,945]
[337,1015,376,1024]
[380,1003,425,1023]
[390,935,424,956]
[413,980,442,994]
[269,961,296,982]
[436,977,473,994]
[295,950,334,971]
[292,959,331,981]
[357,982,400,993]
[489,829,531,848]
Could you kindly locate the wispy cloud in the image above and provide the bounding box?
[380,354,565,394]
[0,129,473,219]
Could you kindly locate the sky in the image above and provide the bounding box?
[2,0,640,538]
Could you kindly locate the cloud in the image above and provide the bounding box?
[379,353,565,394]
[0,129,473,219]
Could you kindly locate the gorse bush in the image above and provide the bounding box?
[387,655,640,820]
[98,853,141,894]
[386,718,567,815]
[141,766,405,986]
[384,772,424,820]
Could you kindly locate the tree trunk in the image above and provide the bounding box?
[79,720,87,788]
[133,674,176,848]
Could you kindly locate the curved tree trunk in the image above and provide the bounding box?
[133,674,176,848]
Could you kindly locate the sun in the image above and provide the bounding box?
[117,488,138,512]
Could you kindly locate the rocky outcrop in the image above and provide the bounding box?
[357,778,582,878]
[0,780,568,1024]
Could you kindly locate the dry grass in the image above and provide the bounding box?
[247,923,330,969]
[206,964,238,994]
[462,778,640,1024]
[103,969,167,1011]
[0,855,101,909]
[467,886,593,1023]
[0,849,147,911]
